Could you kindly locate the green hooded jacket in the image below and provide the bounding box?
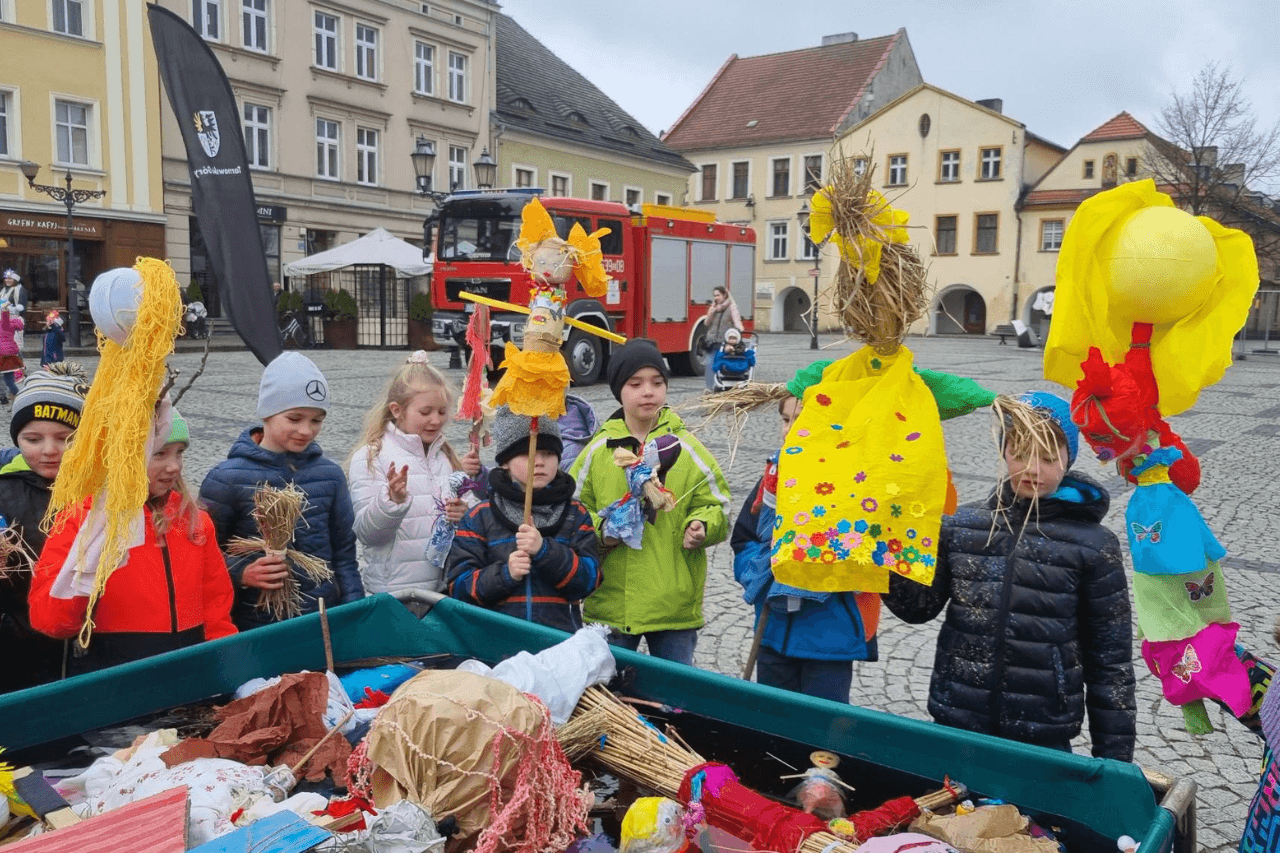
[570,406,731,634]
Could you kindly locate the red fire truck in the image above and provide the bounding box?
[427,190,756,385]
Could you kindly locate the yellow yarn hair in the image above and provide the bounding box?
[44,257,182,647]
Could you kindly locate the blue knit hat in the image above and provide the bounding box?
[1019,391,1078,467]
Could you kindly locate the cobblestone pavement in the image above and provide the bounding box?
[88,332,1276,851]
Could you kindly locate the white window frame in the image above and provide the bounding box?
[241,0,268,53]
[313,10,339,71]
[852,157,867,178]
[448,144,466,190]
[53,98,92,167]
[52,0,86,37]
[800,227,818,261]
[0,90,14,158]
[939,150,959,182]
[414,41,434,95]
[729,160,750,200]
[447,51,467,104]
[512,164,535,188]
[767,220,789,260]
[355,22,378,82]
[624,185,643,209]
[550,171,571,198]
[980,147,1002,180]
[315,117,340,180]
[356,126,378,186]
[192,0,221,41]
[1040,219,1064,252]
[770,156,791,197]
[242,102,271,170]
[887,154,907,186]
[589,180,610,201]
[803,153,824,192]
[654,191,672,206]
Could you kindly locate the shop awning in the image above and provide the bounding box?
[283,227,431,278]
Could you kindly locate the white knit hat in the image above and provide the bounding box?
[257,352,330,419]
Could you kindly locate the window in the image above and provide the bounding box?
[242,0,267,52]
[1082,159,1095,179]
[973,213,999,254]
[514,167,533,188]
[654,191,672,206]
[979,147,1002,179]
[590,181,609,201]
[242,103,270,169]
[804,155,823,192]
[448,145,466,190]
[1040,219,1064,251]
[852,157,867,178]
[0,92,9,157]
[551,173,568,197]
[771,158,790,197]
[414,42,434,95]
[1125,157,1138,177]
[934,215,957,255]
[355,23,378,81]
[625,187,641,208]
[447,52,467,103]
[54,100,90,166]
[52,0,84,35]
[939,150,959,182]
[800,227,818,260]
[313,11,338,70]
[730,161,749,199]
[315,118,339,179]
[356,127,378,186]
[887,154,907,186]
[192,0,220,40]
[700,164,717,201]
[768,221,789,260]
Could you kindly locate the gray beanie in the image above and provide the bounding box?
[492,407,564,465]
[257,352,330,419]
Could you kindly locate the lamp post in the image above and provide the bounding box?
[797,201,820,350]
[17,161,105,348]
[473,148,497,190]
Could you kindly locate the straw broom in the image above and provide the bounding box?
[225,482,331,621]
[0,527,39,580]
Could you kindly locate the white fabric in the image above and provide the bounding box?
[336,800,445,853]
[457,624,616,725]
[232,670,359,736]
[283,227,431,278]
[348,424,475,595]
[239,791,328,826]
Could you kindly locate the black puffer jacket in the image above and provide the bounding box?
[0,464,66,691]
[883,473,1136,761]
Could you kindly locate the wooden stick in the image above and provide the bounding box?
[523,418,539,524]
[289,708,356,778]
[318,598,334,673]
[741,608,770,680]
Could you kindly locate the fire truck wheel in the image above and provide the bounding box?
[564,328,603,386]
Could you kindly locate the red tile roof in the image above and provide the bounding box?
[1080,112,1150,143]
[663,32,902,150]
[1022,188,1102,207]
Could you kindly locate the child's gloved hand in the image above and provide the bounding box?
[508,549,531,580]
[516,523,543,557]
[683,520,706,549]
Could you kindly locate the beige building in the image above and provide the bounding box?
[664,30,923,332]
[492,14,693,208]
[0,0,166,319]
[835,84,1064,335]
[157,0,496,322]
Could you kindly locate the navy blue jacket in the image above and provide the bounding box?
[731,472,876,662]
[198,427,362,630]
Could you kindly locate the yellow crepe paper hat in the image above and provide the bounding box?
[515,198,611,298]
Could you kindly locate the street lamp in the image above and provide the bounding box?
[18,161,105,348]
[797,200,820,350]
[472,148,497,190]
[410,136,448,201]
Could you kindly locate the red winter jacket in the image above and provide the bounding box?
[29,491,237,674]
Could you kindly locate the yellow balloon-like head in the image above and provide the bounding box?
[1104,206,1217,325]
[620,797,684,853]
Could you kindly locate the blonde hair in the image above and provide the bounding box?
[351,356,464,471]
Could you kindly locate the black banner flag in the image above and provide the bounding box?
[148,4,282,366]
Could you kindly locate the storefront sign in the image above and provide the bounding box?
[2,213,104,239]
[256,204,287,223]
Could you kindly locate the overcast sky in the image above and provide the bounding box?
[500,0,1280,183]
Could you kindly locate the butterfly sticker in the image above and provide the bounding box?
[1170,645,1202,684]
[1185,572,1215,602]
[1130,521,1163,544]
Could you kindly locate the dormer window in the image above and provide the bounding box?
[621,125,640,138]
[567,111,589,126]
[511,97,535,112]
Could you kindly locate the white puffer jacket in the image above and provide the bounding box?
[348,423,466,595]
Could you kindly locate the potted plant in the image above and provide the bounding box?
[407,291,436,351]
[322,288,359,349]
[185,281,203,304]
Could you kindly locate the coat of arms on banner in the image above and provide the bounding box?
[193,110,220,157]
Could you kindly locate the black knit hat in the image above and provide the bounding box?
[10,363,90,445]
[606,339,669,401]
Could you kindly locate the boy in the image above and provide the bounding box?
[571,339,730,666]
[199,352,363,630]
[884,391,1136,760]
[732,362,878,702]
[446,407,600,631]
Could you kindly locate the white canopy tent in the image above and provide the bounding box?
[283,227,431,277]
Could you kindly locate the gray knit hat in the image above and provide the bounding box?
[10,363,90,444]
[257,352,329,419]
[492,407,563,466]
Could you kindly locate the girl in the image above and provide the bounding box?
[29,410,238,675]
[348,352,482,596]
[0,303,24,407]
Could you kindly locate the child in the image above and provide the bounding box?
[883,391,1137,760]
[446,407,600,632]
[199,352,363,630]
[0,364,89,690]
[348,352,482,596]
[41,310,65,367]
[731,363,878,702]
[571,339,730,666]
[0,303,24,407]
[29,410,238,675]
[721,327,747,358]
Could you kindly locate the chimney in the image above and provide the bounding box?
[1222,163,1246,186]
[822,32,858,46]
[976,98,1003,114]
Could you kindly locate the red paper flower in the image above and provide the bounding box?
[811,531,828,546]
[815,482,835,495]
[887,539,903,552]
[815,393,832,406]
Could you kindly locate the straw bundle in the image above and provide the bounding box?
[566,686,702,797]
[676,382,791,470]
[555,701,612,763]
[225,482,331,621]
[0,527,38,579]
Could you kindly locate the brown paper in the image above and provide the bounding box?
[910,805,1061,853]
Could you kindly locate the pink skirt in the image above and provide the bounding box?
[1141,621,1252,716]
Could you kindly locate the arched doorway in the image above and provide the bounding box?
[776,286,812,333]
[1026,286,1055,345]
[934,285,987,335]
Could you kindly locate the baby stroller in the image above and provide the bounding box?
[183,301,209,339]
[712,330,757,391]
